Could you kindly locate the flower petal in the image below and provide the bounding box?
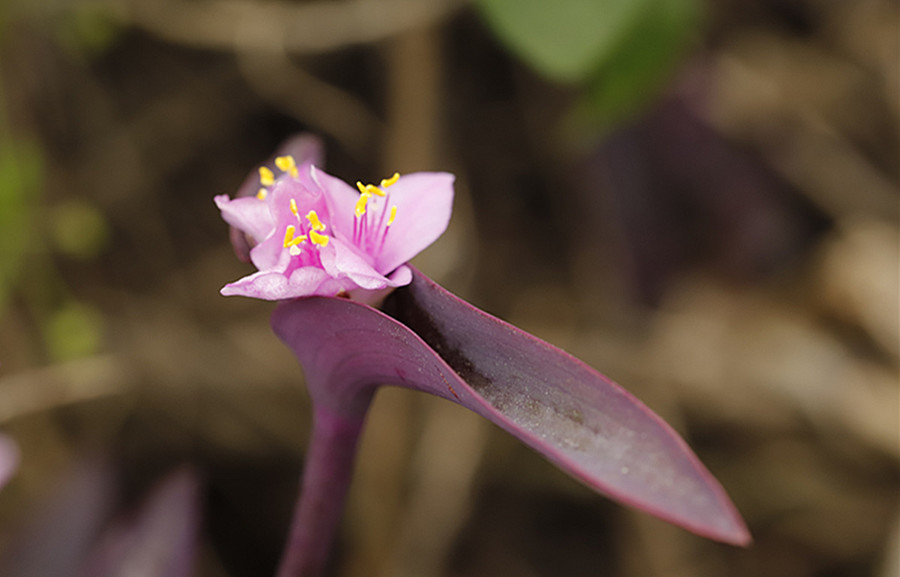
[246,231,290,272]
[326,241,406,291]
[222,268,337,300]
[276,134,325,171]
[214,195,273,243]
[222,270,293,300]
[268,171,329,226]
[309,165,359,242]
[373,172,454,274]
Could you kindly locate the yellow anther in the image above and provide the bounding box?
[355,181,386,197]
[275,155,299,178]
[387,205,397,226]
[290,198,300,218]
[365,183,385,197]
[380,173,400,188]
[289,245,302,256]
[355,194,369,217]
[259,166,275,187]
[256,188,268,200]
[283,225,297,247]
[283,225,307,249]
[274,156,294,172]
[310,230,329,247]
[306,210,326,231]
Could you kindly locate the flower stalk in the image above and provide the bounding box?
[276,402,372,577]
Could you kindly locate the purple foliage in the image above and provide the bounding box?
[77,468,202,577]
[0,462,201,577]
[0,434,18,491]
[273,270,749,548]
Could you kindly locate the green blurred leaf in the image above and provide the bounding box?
[0,139,43,308]
[50,200,110,259]
[577,0,702,131]
[45,300,103,362]
[476,0,652,83]
[57,2,121,57]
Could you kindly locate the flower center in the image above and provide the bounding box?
[255,156,334,264]
[282,207,329,255]
[256,158,402,263]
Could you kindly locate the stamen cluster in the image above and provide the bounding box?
[352,173,399,253]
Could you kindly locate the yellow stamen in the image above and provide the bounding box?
[380,173,400,188]
[387,205,397,226]
[275,155,299,178]
[283,225,296,247]
[257,188,268,200]
[355,181,386,197]
[355,194,369,217]
[290,198,300,218]
[365,184,385,197]
[259,166,275,187]
[306,210,326,231]
[289,245,302,256]
[283,225,307,249]
[310,230,329,247]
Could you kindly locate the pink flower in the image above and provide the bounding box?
[215,156,454,303]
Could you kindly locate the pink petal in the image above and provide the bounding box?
[269,174,329,227]
[221,270,296,300]
[214,195,273,243]
[287,268,349,297]
[247,233,290,272]
[221,268,345,300]
[325,241,397,291]
[309,166,359,241]
[387,264,412,285]
[347,265,413,306]
[276,134,325,170]
[225,268,332,300]
[374,172,454,274]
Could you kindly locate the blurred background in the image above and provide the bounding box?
[0,0,897,576]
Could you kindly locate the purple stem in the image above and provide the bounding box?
[276,399,373,577]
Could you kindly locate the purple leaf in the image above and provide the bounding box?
[0,461,201,577]
[77,468,202,577]
[0,458,117,577]
[386,268,750,545]
[0,434,18,491]
[272,269,750,552]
